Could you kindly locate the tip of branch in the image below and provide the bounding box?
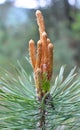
[47,38,50,43]
[29,39,34,45]
[36,10,42,16]
[42,32,47,37]
[48,43,54,49]
[37,40,42,45]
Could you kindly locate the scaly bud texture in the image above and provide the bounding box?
[29,10,54,99]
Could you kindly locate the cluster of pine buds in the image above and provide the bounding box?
[29,10,54,99]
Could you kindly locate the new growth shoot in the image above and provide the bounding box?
[29,10,54,100]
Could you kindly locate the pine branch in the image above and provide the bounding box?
[0,10,80,130]
[0,64,80,129]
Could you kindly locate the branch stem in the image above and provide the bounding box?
[39,98,46,130]
[38,93,49,130]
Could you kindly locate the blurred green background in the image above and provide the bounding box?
[0,0,80,77]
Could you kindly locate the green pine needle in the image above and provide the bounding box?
[0,62,80,130]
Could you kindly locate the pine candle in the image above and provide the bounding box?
[29,10,54,100]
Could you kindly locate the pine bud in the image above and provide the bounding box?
[36,10,45,39]
[29,10,54,98]
[36,40,42,69]
[42,32,48,72]
[29,39,36,69]
[47,38,51,45]
[48,43,54,80]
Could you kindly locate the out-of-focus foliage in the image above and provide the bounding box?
[72,12,80,34]
[0,0,80,75]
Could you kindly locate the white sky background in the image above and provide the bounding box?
[14,0,52,8]
[14,0,39,9]
[0,0,52,8]
[0,0,80,9]
[0,0,6,4]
